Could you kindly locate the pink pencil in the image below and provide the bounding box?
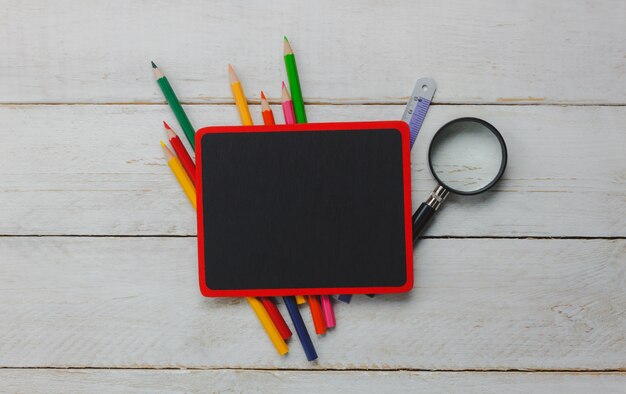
[281,81,296,124]
[320,295,336,328]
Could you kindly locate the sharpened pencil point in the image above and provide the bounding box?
[228,64,239,84]
[163,121,171,130]
[260,91,272,112]
[160,141,175,159]
[152,62,164,79]
[283,38,293,55]
[281,82,292,101]
[284,36,288,42]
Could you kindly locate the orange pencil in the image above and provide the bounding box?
[307,295,326,335]
[260,91,275,126]
[163,121,195,183]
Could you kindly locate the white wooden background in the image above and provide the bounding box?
[1,0,625,392]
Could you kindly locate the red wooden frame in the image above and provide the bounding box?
[195,121,413,297]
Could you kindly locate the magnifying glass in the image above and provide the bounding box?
[412,117,508,243]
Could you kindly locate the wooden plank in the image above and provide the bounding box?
[1,0,624,104]
[1,104,624,237]
[1,237,624,369]
[2,370,626,394]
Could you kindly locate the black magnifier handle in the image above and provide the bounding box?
[412,185,450,244]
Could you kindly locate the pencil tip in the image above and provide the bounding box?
[151,61,157,69]
[281,82,291,101]
[260,91,266,100]
[163,121,170,129]
[283,37,293,54]
[228,64,239,83]
[160,140,166,147]
[284,36,288,42]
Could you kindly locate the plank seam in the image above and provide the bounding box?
[0,367,625,373]
[0,102,625,107]
[0,235,624,240]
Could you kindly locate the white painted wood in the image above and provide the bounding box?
[1,0,623,388]
[2,370,626,394]
[1,0,624,104]
[1,237,624,369]
[1,104,624,236]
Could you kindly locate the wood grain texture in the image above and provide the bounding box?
[0,0,624,104]
[1,104,624,237]
[1,0,625,388]
[2,370,626,394]
[1,237,624,369]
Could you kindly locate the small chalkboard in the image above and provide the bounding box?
[195,121,413,297]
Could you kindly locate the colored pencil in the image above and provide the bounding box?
[152,62,196,149]
[295,295,306,305]
[307,295,326,335]
[338,294,352,304]
[284,296,317,361]
[228,64,253,126]
[163,121,195,184]
[260,297,292,340]
[320,295,336,328]
[283,37,306,123]
[247,297,289,355]
[260,91,275,126]
[281,82,296,125]
[161,141,196,209]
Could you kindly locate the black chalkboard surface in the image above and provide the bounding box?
[195,121,413,297]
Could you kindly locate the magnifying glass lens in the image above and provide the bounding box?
[429,119,505,193]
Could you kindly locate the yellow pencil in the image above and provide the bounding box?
[228,64,253,126]
[162,141,287,355]
[161,141,196,209]
[246,297,289,355]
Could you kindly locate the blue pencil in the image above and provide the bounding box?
[338,294,352,304]
[283,296,318,361]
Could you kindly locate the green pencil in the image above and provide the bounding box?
[151,61,196,149]
[283,37,307,123]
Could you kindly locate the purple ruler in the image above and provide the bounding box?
[401,77,437,149]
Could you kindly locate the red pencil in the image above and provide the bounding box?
[163,121,196,183]
[307,295,326,335]
[281,82,296,125]
[260,91,275,126]
[260,297,292,340]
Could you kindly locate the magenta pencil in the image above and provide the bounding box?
[320,295,336,328]
[281,81,296,125]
